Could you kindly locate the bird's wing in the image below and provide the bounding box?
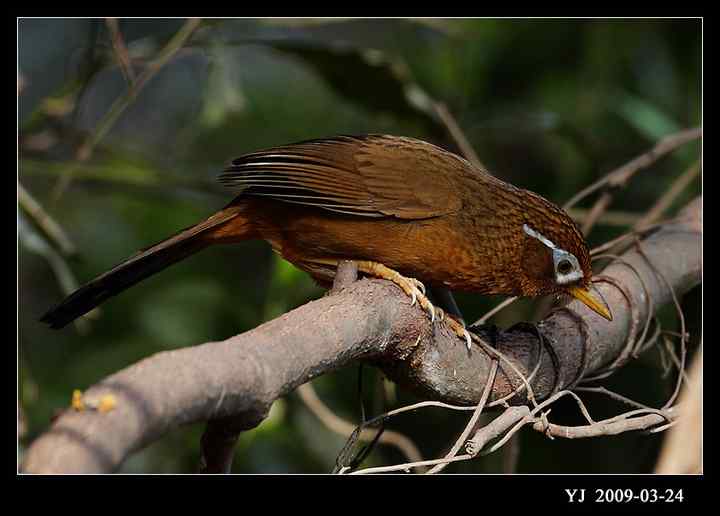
[217,135,465,220]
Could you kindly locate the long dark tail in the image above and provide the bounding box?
[40,207,246,329]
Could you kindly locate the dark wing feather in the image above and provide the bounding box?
[218,135,464,220]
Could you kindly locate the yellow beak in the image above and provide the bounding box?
[567,286,613,321]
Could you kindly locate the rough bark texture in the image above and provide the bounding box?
[22,198,700,473]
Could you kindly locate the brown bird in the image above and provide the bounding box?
[41,135,611,343]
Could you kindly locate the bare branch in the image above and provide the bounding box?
[21,198,700,473]
[563,127,701,211]
[533,406,680,439]
[466,406,530,456]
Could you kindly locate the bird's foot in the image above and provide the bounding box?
[410,277,426,296]
[444,314,473,350]
[355,260,435,319]
[354,261,473,350]
[432,306,471,346]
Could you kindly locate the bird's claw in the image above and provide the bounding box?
[407,286,471,349]
[411,278,426,296]
[462,328,472,350]
[407,284,472,349]
[407,282,435,322]
[444,316,473,350]
[427,300,436,322]
[392,275,433,322]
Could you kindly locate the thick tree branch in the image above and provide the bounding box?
[22,197,700,473]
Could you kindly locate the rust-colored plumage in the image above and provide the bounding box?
[41,134,610,330]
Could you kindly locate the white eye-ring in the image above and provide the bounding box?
[523,224,584,285]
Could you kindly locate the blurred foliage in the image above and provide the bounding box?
[18,18,701,473]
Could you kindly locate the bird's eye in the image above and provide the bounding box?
[557,259,573,275]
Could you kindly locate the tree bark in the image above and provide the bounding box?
[21,197,700,473]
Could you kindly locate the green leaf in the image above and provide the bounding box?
[615,92,681,141]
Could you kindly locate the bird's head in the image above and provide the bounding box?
[517,202,612,321]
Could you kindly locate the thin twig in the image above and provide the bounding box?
[432,102,486,171]
[572,128,700,235]
[334,398,480,473]
[586,256,652,375]
[485,390,598,455]
[105,18,136,87]
[634,240,687,410]
[563,127,701,211]
[53,18,203,200]
[297,382,425,468]
[648,420,679,434]
[426,360,499,474]
[633,161,700,230]
[662,330,691,340]
[466,406,530,456]
[473,296,518,326]
[589,216,688,257]
[580,157,698,236]
[18,214,96,334]
[636,316,662,356]
[581,191,613,235]
[533,406,679,438]
[569,208,646,227]
[596,407,672,426]
[348,454,473,474]
[661,336,690,384]
[351,400,477,434]
[78,17,202,160]
[18,183,76,256]
[575,386,657,411]
[485,337,543,409]
[474,335,539,409]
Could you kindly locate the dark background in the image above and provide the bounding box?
[18,18,701,473]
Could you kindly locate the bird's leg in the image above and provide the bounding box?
[352,261,473,350]
[330,260,359,294]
